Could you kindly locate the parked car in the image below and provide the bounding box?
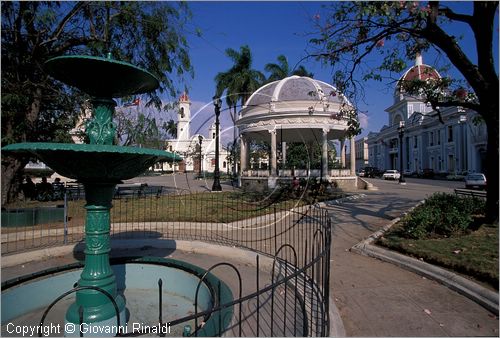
[403,169,414,177]
[383,170,401,180]
[421,168,435,178]
[363,167,383,178]
[464,173,487,190]
[358,169,365,177]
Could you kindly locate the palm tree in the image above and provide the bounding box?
[214,45,265,177]
[264,55,314,82]
[163,119,177,139]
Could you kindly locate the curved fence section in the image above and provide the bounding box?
[2,188,332,336]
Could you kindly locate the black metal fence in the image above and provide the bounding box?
[3,187,332,336]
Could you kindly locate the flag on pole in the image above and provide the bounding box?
[123,98,140,107]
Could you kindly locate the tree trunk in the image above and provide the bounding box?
[484,106,499,223]
[1,156,27,205]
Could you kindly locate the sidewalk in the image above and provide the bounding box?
[323,185,498,336]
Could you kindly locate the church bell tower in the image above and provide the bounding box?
[177,92,191,140]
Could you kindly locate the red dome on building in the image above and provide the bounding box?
[396,53,441,95]
[179,92,189,102]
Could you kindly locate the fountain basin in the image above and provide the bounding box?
[2,143,181,183]
[44,55,159,98]
[2,257,233,337]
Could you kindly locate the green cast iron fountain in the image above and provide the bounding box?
[2,53,182,334]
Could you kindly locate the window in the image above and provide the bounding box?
[447,125,453,142]
[223,161,227,168]
[437,130,441,145]
[419,104,426,113]
[448,154,455,172]
[429,132,434,146]
[212,133,215,139]
[407,105,414,116]
[413,136,418,149]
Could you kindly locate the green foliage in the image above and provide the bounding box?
[264,54,314,82]
[115,111,165,149]
[1,2,193,146]
[214,45,265,107]
[398,193,486,239]
[1,2,194,202]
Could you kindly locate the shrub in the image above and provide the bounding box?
[399,193,484,239]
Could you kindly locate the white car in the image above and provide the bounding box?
[465,173,487,190]
[383,170,401,180]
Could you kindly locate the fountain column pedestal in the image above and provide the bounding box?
[65,183,126,335]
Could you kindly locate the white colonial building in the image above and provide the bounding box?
[366,55,487,175]
[155,93,230,174]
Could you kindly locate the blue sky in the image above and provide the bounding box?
[161,1,498,145]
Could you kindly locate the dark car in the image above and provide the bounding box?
[363,167,383,178]
[421,168,435,178]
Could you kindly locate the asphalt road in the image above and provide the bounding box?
[126,173,465,196]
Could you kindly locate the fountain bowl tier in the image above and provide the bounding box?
[44,55,159,98]
[2,143,181,183]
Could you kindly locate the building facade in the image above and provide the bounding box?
[155,93,230,174]
[366,55,487,175]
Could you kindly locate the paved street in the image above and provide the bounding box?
[123,173,237,193]
[324,177,498,336]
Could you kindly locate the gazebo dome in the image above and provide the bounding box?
[237,75,354,143]
[243,75,346,112]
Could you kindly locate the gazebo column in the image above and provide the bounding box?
[322,129,329,180]
[240,134,248,173]
[270,129,277,176]
[340,139,346,168]
[350,136,356,176]
[282,141,287,167]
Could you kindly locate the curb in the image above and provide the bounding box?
[351,201,499,315]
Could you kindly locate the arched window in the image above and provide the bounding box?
[393,114,402,127]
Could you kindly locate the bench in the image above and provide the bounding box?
[65,182,85,200]
[454,188,487,199]
[114,184,163,199]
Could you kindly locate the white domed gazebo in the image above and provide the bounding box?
[236,75,358,191]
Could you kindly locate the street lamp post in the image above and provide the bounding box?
[398,121,406,185]
[459,114,467,174]
[212,96,222,191]
[198,135,203,178]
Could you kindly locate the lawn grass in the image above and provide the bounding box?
[109,191,307,223]
[378,222,499,289]
[3,191,311,227]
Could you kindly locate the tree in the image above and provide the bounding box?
[1,2,193,204]
[163,119,178,139]
[308,1,498,222]
[214,45,265,177]
[285,142,336,170]
[115,110,165,149]
[264,54,314,82]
